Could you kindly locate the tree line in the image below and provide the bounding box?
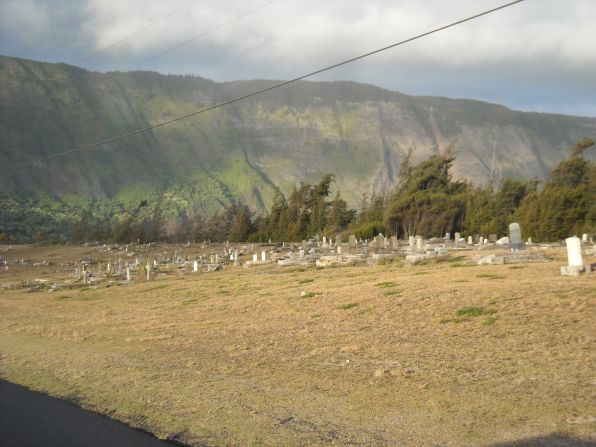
[1,139,593,244]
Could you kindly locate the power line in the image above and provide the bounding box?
[2,0,526,172]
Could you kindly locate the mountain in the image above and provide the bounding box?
[1,55,595,218]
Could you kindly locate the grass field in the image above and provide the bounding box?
[0,244,595,446]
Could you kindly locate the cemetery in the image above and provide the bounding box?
[0,227,594,446]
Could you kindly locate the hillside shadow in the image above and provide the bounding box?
[487,433,595,447]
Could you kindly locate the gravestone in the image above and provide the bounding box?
[508,223,523,250]
[566,237,583,266]
[454,232,461,245]
[252,253,258,262]
[582,234,589,243]
[561,236,591,276]
[445,232,451,243]
[409,236,415,250]
[390,236,398,251]
[126,267,131,282]
[146,262,151,281]
[261,251,267,261]
[416,236,423,251]
[335,235,342,247]
[349,235,357,247]
[193,261,199,272]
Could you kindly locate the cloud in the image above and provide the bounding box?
[1,0,595,116]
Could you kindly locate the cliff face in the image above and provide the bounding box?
[1,55,595,214]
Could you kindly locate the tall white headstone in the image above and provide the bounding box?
[566,237,583,267]
[252,253,258,262]
[509,223,523,250]
[261,251,266,261]
[193,261,199,272]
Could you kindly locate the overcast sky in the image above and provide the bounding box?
[1,0,595,117]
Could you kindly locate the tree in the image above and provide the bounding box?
[385,156,468,237]
[516,139,595,241]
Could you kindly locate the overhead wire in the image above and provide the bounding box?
[1,0,526,173]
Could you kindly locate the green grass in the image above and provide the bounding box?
[337,303,358,310]
[414,271,430,275]
[375,281,396,288]
[456,306,497,317]
[482,316,498,326]
[476,273,506,280]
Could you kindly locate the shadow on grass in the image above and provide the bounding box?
[487,433,594,446]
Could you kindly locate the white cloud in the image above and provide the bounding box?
[2,0,595,115]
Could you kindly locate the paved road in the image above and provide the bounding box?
[0,380,182,447]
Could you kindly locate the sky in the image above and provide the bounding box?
[1,0,595,117]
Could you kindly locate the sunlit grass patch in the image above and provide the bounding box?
[456,306,497,317]
[375,281,396,288]
[482,316,498,326]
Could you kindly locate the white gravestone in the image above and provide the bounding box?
[509,223,523,250]
[566,237,583,267]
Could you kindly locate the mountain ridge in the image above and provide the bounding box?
[1,55,595,216]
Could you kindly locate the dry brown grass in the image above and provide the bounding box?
[1,244,595,446]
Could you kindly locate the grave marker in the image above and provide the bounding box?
[508,223,523,250]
